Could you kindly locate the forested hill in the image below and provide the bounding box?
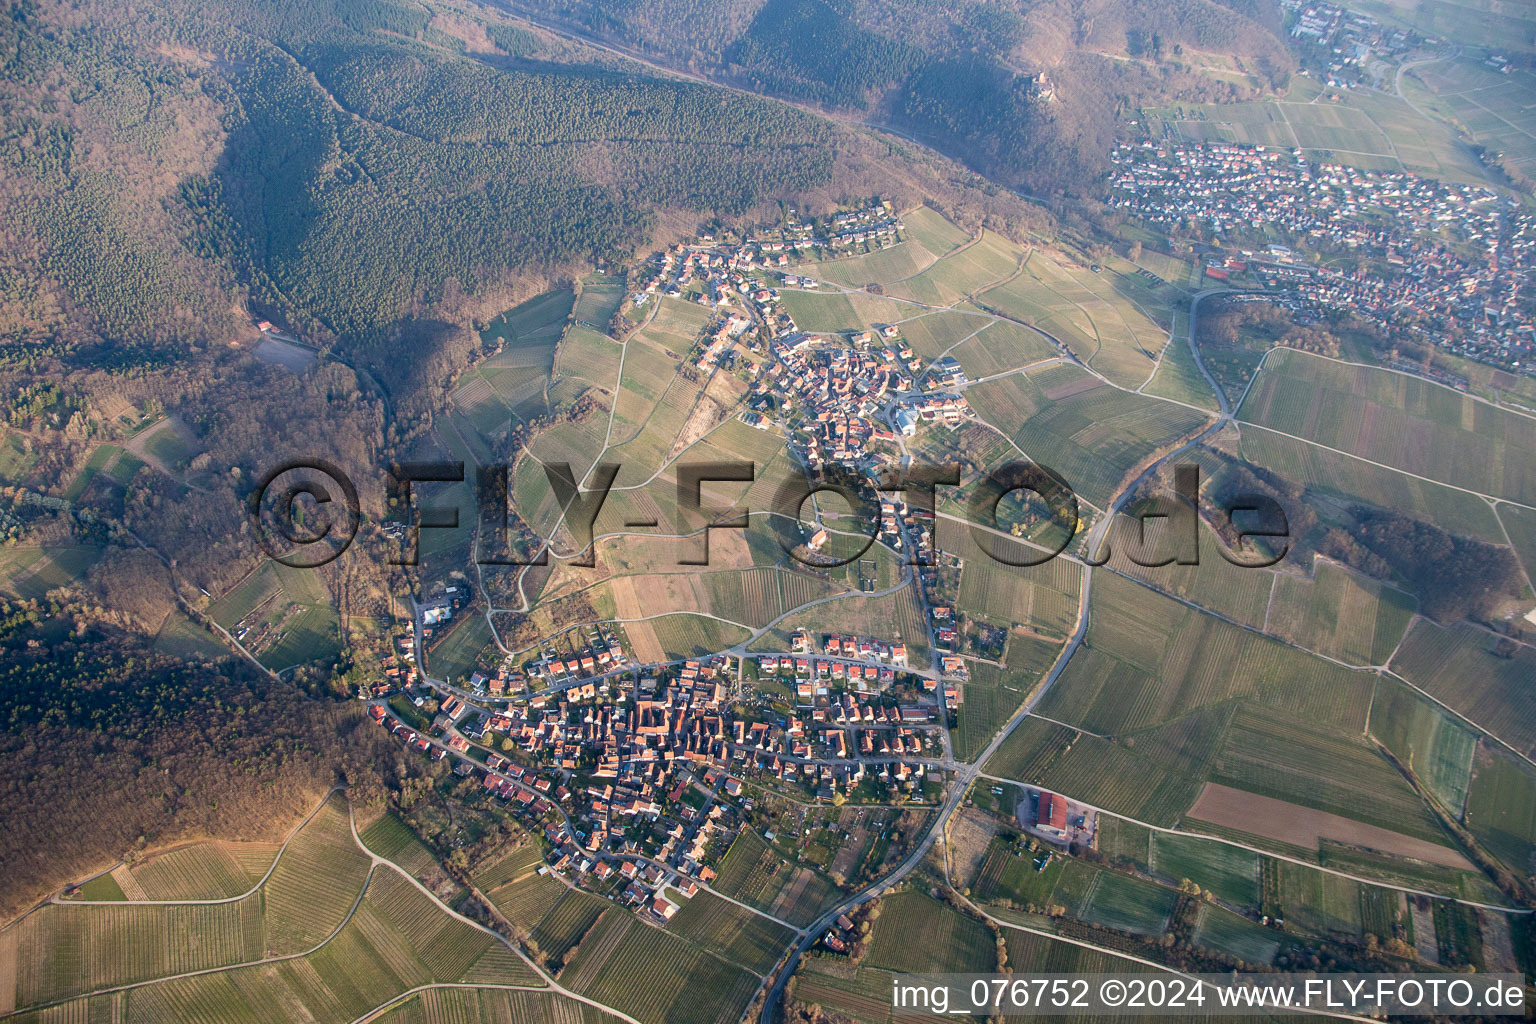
[490,0,1296,192]
[1,0,1036,369]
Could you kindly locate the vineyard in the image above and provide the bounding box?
[1238,350,1536,505]
[1208,709,1450,843]
[1390,620,1536,758]
[667,891,795,975]
[1367,679,1478,814]
[260,795,373,956]
[1265,561,1415,666]
[563,911,760,1024]
[130,843,270,900]
[864,891,995,973]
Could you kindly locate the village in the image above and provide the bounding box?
[1109,139,1536,373]
[362,635,956,941]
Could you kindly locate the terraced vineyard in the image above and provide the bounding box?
[0,794,542,1022]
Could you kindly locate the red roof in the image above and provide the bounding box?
[1039,792,1068,830]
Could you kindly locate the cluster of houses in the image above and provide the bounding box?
[1281,0,1417,86]
[1110,141,1536,372]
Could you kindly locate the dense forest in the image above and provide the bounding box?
[0,601,392,920]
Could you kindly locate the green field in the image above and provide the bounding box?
[480,288,574,352]
[207,561,341,671]
[428,611,497,683]
[1191,903,1281,965]
[1149,833,1259,908]
[957,545,1082,635]
[1238,350,1536,506]
[1368,677,1478,814]
[777,289,864,332]
[529,889,609,962]
[1077,871,1179,935]
[1464,747,1536,877]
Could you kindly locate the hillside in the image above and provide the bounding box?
[490,0,1296,191]
[0,0,1045,373]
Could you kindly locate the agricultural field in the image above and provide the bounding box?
[481,288,573,354]
[1367,678,1479,814]
[967,363,1210,509]
[970,837,1072,910]
[900,205,971,256]
[1263,560,1416,666]
[1498,503,1536,588]
[1206,707,1452,846]
[529,890,608,963]
[359,814,453,893]
[573,275,625,328]
[947,318,1057,379]
[373,988,623,1024]
[1191,903,1281,965]
[1237,349,1536,506]
[896,309,989,360]
[802,238,938,288]
[207,560,341,671]
[1148,833,1259,908]
[747,584,930,665]
[0,543,104,601]
[777,289,864,332]
[1144,329,1221,412]
[885,231,1023,306]
[1390,620,1536,758]
[0,794,527,1019]
[978,253,1170,389]
[957,545,1082,636]
[1270,860,1363,940]
[1406,54,1536,181]
[710,830,841,928]
[129,842,272,900]
[1076,871,1180,936]
[863,890,996,973]
[666,890,796,975]
[952,637,1064,761]
[985,717,1201,827]
[1463,746,1536,877]
[428,612,497,683]
[560,910,760,1024]
[259,794,373,955]
[1105,521,1278,629]
[1038,570,1374,736]
[1237,425,1507,544]
[1157,97,1405,172]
